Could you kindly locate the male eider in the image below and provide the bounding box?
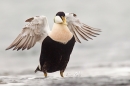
[6,11,101,78]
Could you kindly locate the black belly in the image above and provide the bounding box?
[40,36,75,73]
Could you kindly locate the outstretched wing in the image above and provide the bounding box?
[65,13,101,43]
[6,16,50,51]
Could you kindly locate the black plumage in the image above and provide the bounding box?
[36,36,75,74]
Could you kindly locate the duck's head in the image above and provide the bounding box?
[54,11,67,25]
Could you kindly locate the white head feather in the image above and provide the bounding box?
[54,16,63,23]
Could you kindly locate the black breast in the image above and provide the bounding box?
[40,36,75,73]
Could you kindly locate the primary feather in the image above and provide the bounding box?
[65,13,101,43]
[6,16,50,51]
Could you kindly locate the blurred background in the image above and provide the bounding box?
[0,0,130,77]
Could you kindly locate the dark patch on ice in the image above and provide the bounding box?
[0,79,7,84]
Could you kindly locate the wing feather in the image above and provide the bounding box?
[27,36,33,50]
[6,16,50,51]
[66,13,101,43]
[25,17,34,22]
[81,25,100,35]
[82,23,101,32]
[6,34,21,50]
[75,26,93,40]
[16,36,27,51]
[22,35,30,50]
[13,37,24,50]
[70,25,81,43]
[80,27,97,37]
[27,37,32,49]
[73,25,88,40]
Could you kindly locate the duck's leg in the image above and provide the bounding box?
[42,62,48,78]
[60,70,64,77]
[43,70,47,78]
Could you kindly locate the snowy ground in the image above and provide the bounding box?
[1,66,130,86]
